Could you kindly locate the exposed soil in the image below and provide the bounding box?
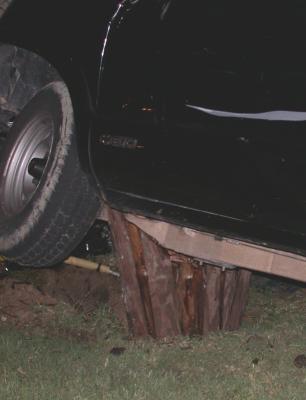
[0,258,127,334]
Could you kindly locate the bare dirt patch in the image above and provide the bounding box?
[0,260,126,338]
[0,277,57,326]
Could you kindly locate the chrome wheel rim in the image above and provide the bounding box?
[1,112,54,216]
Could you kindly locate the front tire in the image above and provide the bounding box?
[0,81,100,267]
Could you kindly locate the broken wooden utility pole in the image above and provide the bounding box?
[107,208,251,338]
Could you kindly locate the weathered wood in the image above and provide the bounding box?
[125,213,306,284]
[227,269,252,330]
[107,208,149,337]
[202,265,222,334]
[126,223,156,336]
[141,231,181,338]
[192,266,206,334]
[173,262,251,335]
[175,262,196,335]
[220,269,238,330]
[107,208,251,338]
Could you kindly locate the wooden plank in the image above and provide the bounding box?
[202,265,222,334]
[107,208,149,337]
[227,269,252,330]
[220,269,238,330]
[125,214,306,283]
[126,223,156,336]
[175,262,197,335]
[141,231,181,338]
[192,265,205,335]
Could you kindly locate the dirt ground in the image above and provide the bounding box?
[0,259,127,333]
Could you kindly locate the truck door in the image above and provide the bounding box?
[91,0,306,240]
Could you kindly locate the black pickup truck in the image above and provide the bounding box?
[0,0,306,266]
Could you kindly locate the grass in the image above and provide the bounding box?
[0,277,306,399]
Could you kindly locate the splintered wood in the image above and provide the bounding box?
[108,208,251,338]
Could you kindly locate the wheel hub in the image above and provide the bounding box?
[1,113,54,216]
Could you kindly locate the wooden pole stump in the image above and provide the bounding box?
[108,208,251,338]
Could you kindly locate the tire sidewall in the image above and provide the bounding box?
[0,81,75,252]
